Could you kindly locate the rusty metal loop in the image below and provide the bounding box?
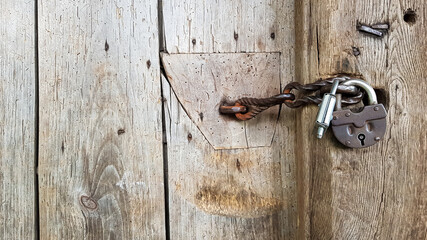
[235,93,295,107]
[235,103,267,121]
[219,93,295,121]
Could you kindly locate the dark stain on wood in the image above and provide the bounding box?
[117,129,125,135]
[342,58,350,71]
[270,32,275,39]
[257,39,266,51]
[199,112,204,121]
[236,159,242,173]
[146,60,151,69]
[104,40,109,52]
[234,31,239,40]
[61,141,65,153]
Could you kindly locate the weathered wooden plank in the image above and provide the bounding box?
[0,0,36,239]
[162,53,281,149]
[296,0,427,239]
[163,0,294,54]
[162,0,297,239]
[38,0,165,239]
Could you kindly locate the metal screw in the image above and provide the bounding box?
[345,112,351,117]
[375,137,381,141]
[346,141,351,145]
[374,106,379,111]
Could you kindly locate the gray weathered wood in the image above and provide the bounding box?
[38,0,165,239]
[162,0,297,239]
[296,0,427,239]
[162,53,281,149]
[0,0,36,239]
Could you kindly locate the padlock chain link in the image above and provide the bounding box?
[219,77,364,121]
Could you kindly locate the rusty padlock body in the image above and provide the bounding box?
[331,80,387,148]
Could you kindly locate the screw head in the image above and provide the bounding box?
[375,137,381,141]
[374,106,379,111]
[345,112,351,117]
[345,140,351,145]
[333,116,338,120]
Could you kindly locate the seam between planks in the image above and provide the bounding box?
[158,0,170,239]
[34,0,40,239]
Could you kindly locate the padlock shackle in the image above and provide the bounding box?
[341,79,378,105]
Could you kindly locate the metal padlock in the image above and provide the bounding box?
[331,79,387,148]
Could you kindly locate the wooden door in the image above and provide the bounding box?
[0,0,425,239]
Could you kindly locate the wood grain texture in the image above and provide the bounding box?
[163,0,294,54]
[38,0,165,239]
[162,0,297,239]
[162,53,281,149]
[0,0,36,239]
[295,0,427,239]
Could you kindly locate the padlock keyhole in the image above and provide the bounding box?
[358,134,366,146]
